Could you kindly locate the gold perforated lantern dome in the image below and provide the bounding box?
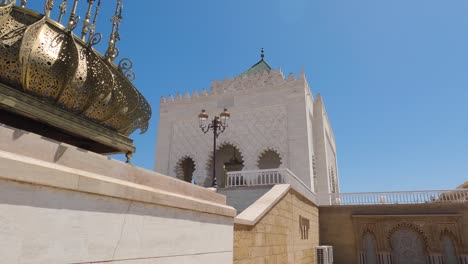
[0,0,152,158]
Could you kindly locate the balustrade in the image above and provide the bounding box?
[326,189,468,205]
[225,169,286,187]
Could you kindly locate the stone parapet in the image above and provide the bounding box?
[0,149,236,217]
[0,124,227,205]
[0,125,236,263]
[160,68,306,105]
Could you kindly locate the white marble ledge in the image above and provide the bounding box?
[0,150,236,218]
[234,184,290,226]
[0,124,227,205]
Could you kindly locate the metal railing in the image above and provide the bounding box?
[323,189,468,205]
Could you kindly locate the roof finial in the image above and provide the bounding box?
[261,48,264,60]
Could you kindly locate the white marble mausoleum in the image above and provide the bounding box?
[155,51,340,198]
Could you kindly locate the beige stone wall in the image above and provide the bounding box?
[319,203,468,264]
[234,190,319,264]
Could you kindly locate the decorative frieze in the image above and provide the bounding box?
[353,214,465,264]
[160,68,307,105]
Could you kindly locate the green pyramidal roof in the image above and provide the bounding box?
[239,58,272,77]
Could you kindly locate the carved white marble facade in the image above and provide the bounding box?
[155,56,339,194]
[353,214,467,264]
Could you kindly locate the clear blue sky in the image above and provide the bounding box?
[28,0,468,192]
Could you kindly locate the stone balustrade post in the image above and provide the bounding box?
[377,252,392,264]
[459,255,468,264]
[359,251,365,264]
[427,254,443,264]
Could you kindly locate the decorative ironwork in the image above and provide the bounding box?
[105,0,122,62]
[67,0,79,31]
[57,0,67,23]
[198,109,230,188]
[118,58,135,81]
[87,32,101,47]
[88,0,100,39]
[0,3,151,139]
[44,0,53,17]
[80,0,93,40]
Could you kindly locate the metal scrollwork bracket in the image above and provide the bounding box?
[86,32,101,48]
[117,57,135,81]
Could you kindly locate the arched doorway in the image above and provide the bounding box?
[176,156,195,183]
[363,233,377,264]
[391,227,427,264]
[207,143,244,187]
[257,149,282,169]
[441,234,457,264]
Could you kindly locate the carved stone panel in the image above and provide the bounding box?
[169,105,288,185]
[352,214,464,264]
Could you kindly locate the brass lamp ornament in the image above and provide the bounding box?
[0,0,151,162]
[198,108,231,187]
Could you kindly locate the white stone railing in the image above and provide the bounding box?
[225,169,286,187]
[225,168,318,204]
[322,189,468,206]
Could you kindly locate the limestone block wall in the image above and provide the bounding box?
[0,125,236,264]
[0,179,233,264]
[319,203,468,264]
[233,188,319,264]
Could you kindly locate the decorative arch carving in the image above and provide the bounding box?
[387,222,429,251]
[254,145,285,168]
[175,155,196,183]
[205,141,244,187]
[217,140,245,156]
[206,140,245,169]
[439,226,462,253]
[361,224,377,237]
[362,231,378,264]
[256,147,283,169]
[440,230,459,263]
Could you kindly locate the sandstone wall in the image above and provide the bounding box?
[234,189,319,264]
[319,203,468,264]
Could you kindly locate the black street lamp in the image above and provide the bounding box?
[198,108,231,188]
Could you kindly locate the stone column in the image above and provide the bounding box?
[377,252,392,264]
[458,255,468,264]
[359,251,365,264]
[427,254,443,264]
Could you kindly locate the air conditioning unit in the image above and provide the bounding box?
[316,245,333,264]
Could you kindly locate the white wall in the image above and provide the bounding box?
[313,94,339,197]
[0,179,233,264]
[155,69,319,189]
[218,186,272,214]
[0,126,236,264]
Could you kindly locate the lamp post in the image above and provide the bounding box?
[198,108,230,188]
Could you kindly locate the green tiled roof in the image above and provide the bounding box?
[239,59,272,77]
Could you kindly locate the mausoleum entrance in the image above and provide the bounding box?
[207,143,244,188]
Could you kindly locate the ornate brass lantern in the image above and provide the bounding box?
[0,0,152,162]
